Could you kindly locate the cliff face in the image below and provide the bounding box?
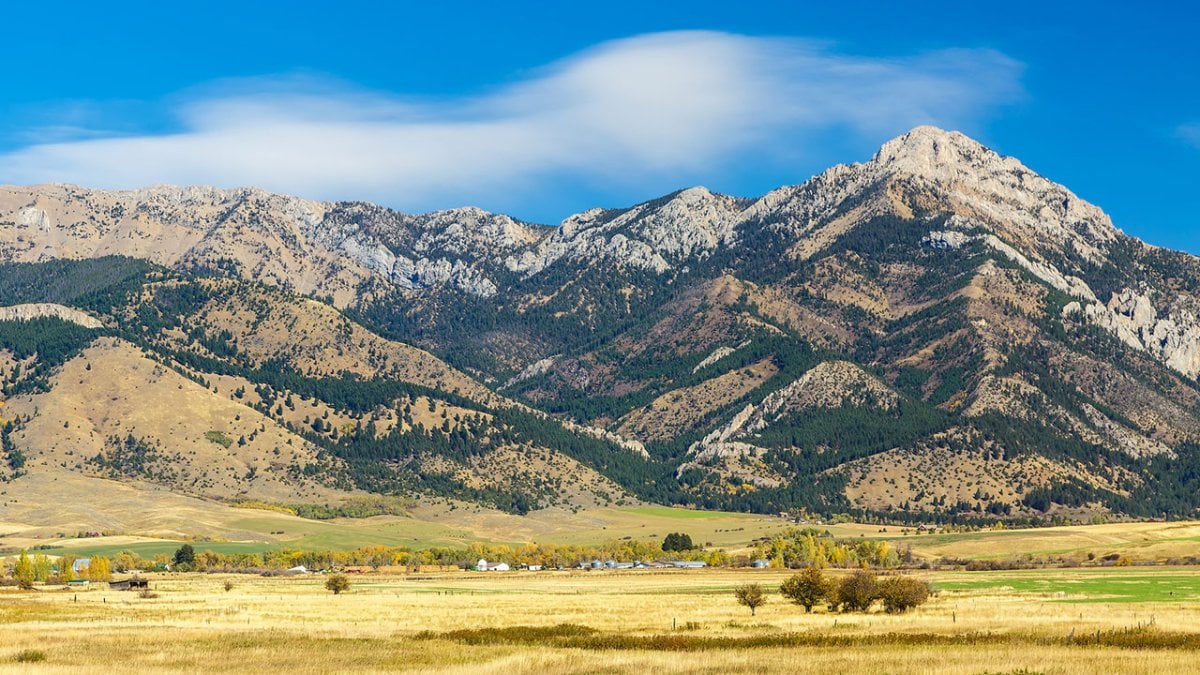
[0,303,103,328]
[4,126,1200,521]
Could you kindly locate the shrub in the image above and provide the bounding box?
[734,583,766,616]
[835,570,878,612]
[13,650,47,663]
[876,576,932,613]
[224,580,235,592]
[138,588,159,599]
[325,574,351,595]
[780,567,830,613]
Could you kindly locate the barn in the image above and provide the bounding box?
[109,578,150,591]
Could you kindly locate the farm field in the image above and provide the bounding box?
[2,486,796,559]
[13,510,1200,570]
[4,567,1200,673]
[7,469,1200,566]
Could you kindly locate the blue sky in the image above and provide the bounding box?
[2,1,1198,252]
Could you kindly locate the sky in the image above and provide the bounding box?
[1,1,1198,252]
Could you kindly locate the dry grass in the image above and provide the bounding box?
[902,521,1200,562]
[5,338,340,503]
[2,568,1199,673]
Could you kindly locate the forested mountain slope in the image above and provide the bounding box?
[3,126,1200,522]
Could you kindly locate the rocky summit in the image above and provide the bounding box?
[3,126,1200,523]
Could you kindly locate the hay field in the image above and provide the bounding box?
[3,567,1200,673]
[898,521,1200,562]
[20,505,1200,571]
[10,497,794,559]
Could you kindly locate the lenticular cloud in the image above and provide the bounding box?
[0,31,1022,213]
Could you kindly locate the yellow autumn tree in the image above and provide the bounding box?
[15,550,34,590]
[88,556,112,582]
[32,553,52,581]
[59,555,76,582]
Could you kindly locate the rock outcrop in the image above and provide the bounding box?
[0,303,104,329]
[1065,289,1200,378]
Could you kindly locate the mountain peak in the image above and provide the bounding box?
[871,126,998,177]
[865,126,1117,244]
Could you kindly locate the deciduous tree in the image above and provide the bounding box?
[325,574,351,595]
[780,567,829,612]
[836,570,878,612]
[734,583,766,616]
[32,553,52,582]
[15,550,34,590]
[59,555,76,582]
[876,575,931,613]
[88,556,112,582]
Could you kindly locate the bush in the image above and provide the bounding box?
[224,580,235,592]
[780,567,830,613]
[733,583,766,616]
[13,650,46,663]
[835,570,878,612]
[876,576,932,613]
[137,588,159,599]
[325,574,351,595]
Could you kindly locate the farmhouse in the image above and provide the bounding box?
[474,559,510,572]
[73,558,91,575]
[751,559,771,568]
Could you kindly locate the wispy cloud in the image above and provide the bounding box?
[0,31,1022,217]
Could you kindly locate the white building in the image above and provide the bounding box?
[475,559,510,572]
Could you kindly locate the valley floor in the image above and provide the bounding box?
[3,568,1200,673]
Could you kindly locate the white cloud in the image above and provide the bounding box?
[0,31,1022,217]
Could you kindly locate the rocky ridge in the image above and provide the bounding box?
[0,127,1185,379]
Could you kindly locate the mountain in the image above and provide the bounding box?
[3,125,1200,524]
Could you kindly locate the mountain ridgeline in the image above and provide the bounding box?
[3,126,1200,523]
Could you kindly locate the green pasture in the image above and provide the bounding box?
[936,570,1200,603]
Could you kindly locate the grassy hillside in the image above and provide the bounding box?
[0,260,643,514]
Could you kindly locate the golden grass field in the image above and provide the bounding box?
[6,477,1200,674]
[9,486,1200,568]
[4,566,1200,673]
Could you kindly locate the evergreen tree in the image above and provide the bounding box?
[174,544,196,567]
[661,532,694,552]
